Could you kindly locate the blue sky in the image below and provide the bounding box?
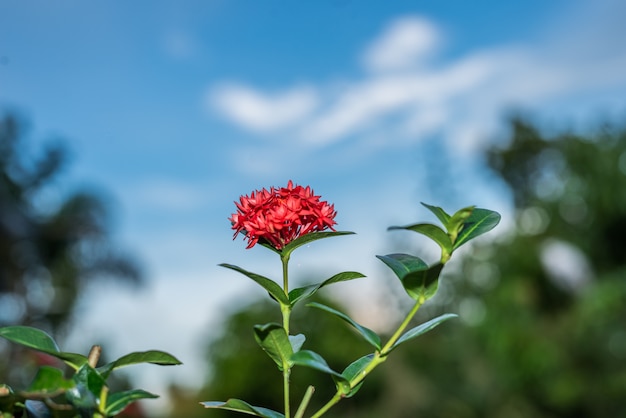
[2,0,626,411]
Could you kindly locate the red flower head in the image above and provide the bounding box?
[230,180,337,250]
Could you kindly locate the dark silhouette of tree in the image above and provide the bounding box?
[0,113,142,384]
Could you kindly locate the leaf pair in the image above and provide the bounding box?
[200,354,376,417]
[253,323,305,372]
[390,203,501,263]
[252,323,354,396]
[376,255,443,302]
[67,364,159,417]
[308,302,457,355]
[260,231,355,260]
[383,203,500,301]
[219,264,365,308]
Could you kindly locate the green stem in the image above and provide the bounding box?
[294,385,315,418]
[310,392,342,418]
[280,254,292,418]
[380,297,423,355]
[282,253,290,298]
[310,298,425,418]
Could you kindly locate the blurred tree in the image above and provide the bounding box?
[0,113,142,385]
[401,117,626,417]
[457,118,626,417]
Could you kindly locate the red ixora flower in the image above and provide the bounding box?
[230,180,337,250]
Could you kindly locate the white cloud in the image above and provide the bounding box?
[301,52,496,145]
[210,84,318,132]
[361,16,440,72]
[207,7,626,174]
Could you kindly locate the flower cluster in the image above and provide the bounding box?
[230,180,337,250]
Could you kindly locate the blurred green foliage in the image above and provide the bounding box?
[171,118,626,418]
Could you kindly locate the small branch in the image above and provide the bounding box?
[88,345,102,368]
[294,386,315,418]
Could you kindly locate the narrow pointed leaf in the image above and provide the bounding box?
[288,271,365,306]
[0,326,88,369]
[71,364,106,399]
[280,231,355,260]
[376,253,428,279]
[219,263,289,305]
[377,254,443,301]
[253,323,293,371]
[307,302,381,350]
[454,208,501,249]
[0,326,60,353]
[25,366,74,394]
[105,389,159,416]
[98,350,182,378]
[53,352,90,370]
[446,206,475,242]
[290,350,350,394]
[66,364,104,412]
[341,354,374,398]
[388,313,458,353]
[201,399,285,418]
[421,202,450,226]
[389,223,452,256]
[342,354,374,381]
[289,334,306,353]
[290,350,341,377]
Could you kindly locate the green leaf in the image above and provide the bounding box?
[98,350,182,379]
[388,223,452,258]
[306,302,381,350]
[388,313,458,353]
[420,202,450,226]
[341,354,374,398]
[253,323,293,371]
[288,271,365,306]
[446,206,475,243]
[376,253,428,277]
[219,264,289,305]
[0,326,59,353]
[201,399,285,418]
[73,364,106,398]
[0,326,88,370]
[105,389,158,416]
[341,354,374,382]
[453,208,501,249]
[66,364,105,412]
[50,352,90,370]
[289,334,306,353]
[376,254,443,301]
[290,350,350,395]
[279,231,355,260]
[25,366,74,394]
